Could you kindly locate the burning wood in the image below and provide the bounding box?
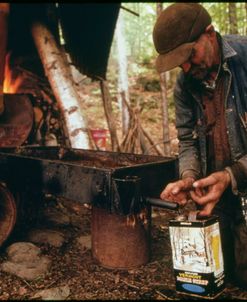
[126,214,137,227]
[3,52,23,93]
[126,209,149,227]
[1,52,68,147]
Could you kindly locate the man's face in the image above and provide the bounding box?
[180,34,216,81]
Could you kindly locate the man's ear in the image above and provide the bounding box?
[205,24,215,35]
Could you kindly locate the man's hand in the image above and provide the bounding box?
[190,170,231,216]
[160,177,195,206]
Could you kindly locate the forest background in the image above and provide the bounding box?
[81,2,245,157]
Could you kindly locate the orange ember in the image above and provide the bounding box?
[3,53,23,93]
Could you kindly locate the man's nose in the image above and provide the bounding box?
[180,62,191,73]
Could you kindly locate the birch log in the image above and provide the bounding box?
[115,11,130,136]
[31,22,91,149]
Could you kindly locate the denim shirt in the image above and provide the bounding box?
[174,34,247,188]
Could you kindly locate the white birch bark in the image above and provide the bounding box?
[31,22,90,149]
[115,11,130,135]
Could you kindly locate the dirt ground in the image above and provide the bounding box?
[0,195,247,300]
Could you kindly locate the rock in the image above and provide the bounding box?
[1,256,51,281]
[43,207,70,226]
[28,229,65,247]
[70,214,83,228]
[6,242,41,263]
[32,285,70,300]
[0,242,51,281]
[76,235,91,250]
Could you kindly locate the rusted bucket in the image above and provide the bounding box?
[91,206,151,269]
[0,182,17,246]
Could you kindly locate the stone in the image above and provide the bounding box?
[32,285,70,300]
[76,235,91,250]
[28,229,65,247]
[43,207,70,226]
[1,241,52,281]
[1,256,51,281]
[6,242,41,263]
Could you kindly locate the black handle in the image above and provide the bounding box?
[146,197,179,210]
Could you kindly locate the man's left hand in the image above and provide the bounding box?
[190,170,231,216]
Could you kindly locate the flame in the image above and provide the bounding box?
[127,214,137,227]
[126,208,149,227]
[3,53,23,93]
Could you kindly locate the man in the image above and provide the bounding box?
[153,3,247,288]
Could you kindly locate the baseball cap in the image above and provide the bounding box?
[153,3,212,73]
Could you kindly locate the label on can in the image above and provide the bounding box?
[169,215,225,298]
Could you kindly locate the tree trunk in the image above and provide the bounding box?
[115,11,130,136]
[245,3,247,35]
[156,3,171,156]
[31,22,91,149]
[228,3,238,34]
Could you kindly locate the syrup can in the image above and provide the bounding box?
[169,213,225,299]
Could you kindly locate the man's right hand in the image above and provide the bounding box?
[160,177,195,206]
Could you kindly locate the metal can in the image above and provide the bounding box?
[169,214,225,299]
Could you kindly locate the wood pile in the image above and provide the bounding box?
[10,65,69,147]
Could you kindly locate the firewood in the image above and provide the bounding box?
[140,126,164,156]
[31,22,91,149]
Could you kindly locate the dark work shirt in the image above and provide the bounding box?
[201,73,231,173]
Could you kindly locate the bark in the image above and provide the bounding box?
[31,22,91,149]
[156,3,171,156]
[115,11,130,136]
[245,3,247,35]
[228,3,238,34]
[156,3,162,16]
[140,126,164,156]
[100,80,120,152]
[120,97,161,155]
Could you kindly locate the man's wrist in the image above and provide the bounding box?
[181,169,198,180]
[225,166,238,195]
[182,176,196,187]
[223,169,231,185]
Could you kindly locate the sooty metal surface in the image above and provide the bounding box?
[0,146,177,215]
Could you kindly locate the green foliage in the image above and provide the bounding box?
[110,2,247,72]
[107,2,246,125]
[203,2,247,35]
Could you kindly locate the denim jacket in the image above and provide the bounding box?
[174,34,247,193]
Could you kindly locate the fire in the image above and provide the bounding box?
[3,52,23,93]
[126,208,149,227]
